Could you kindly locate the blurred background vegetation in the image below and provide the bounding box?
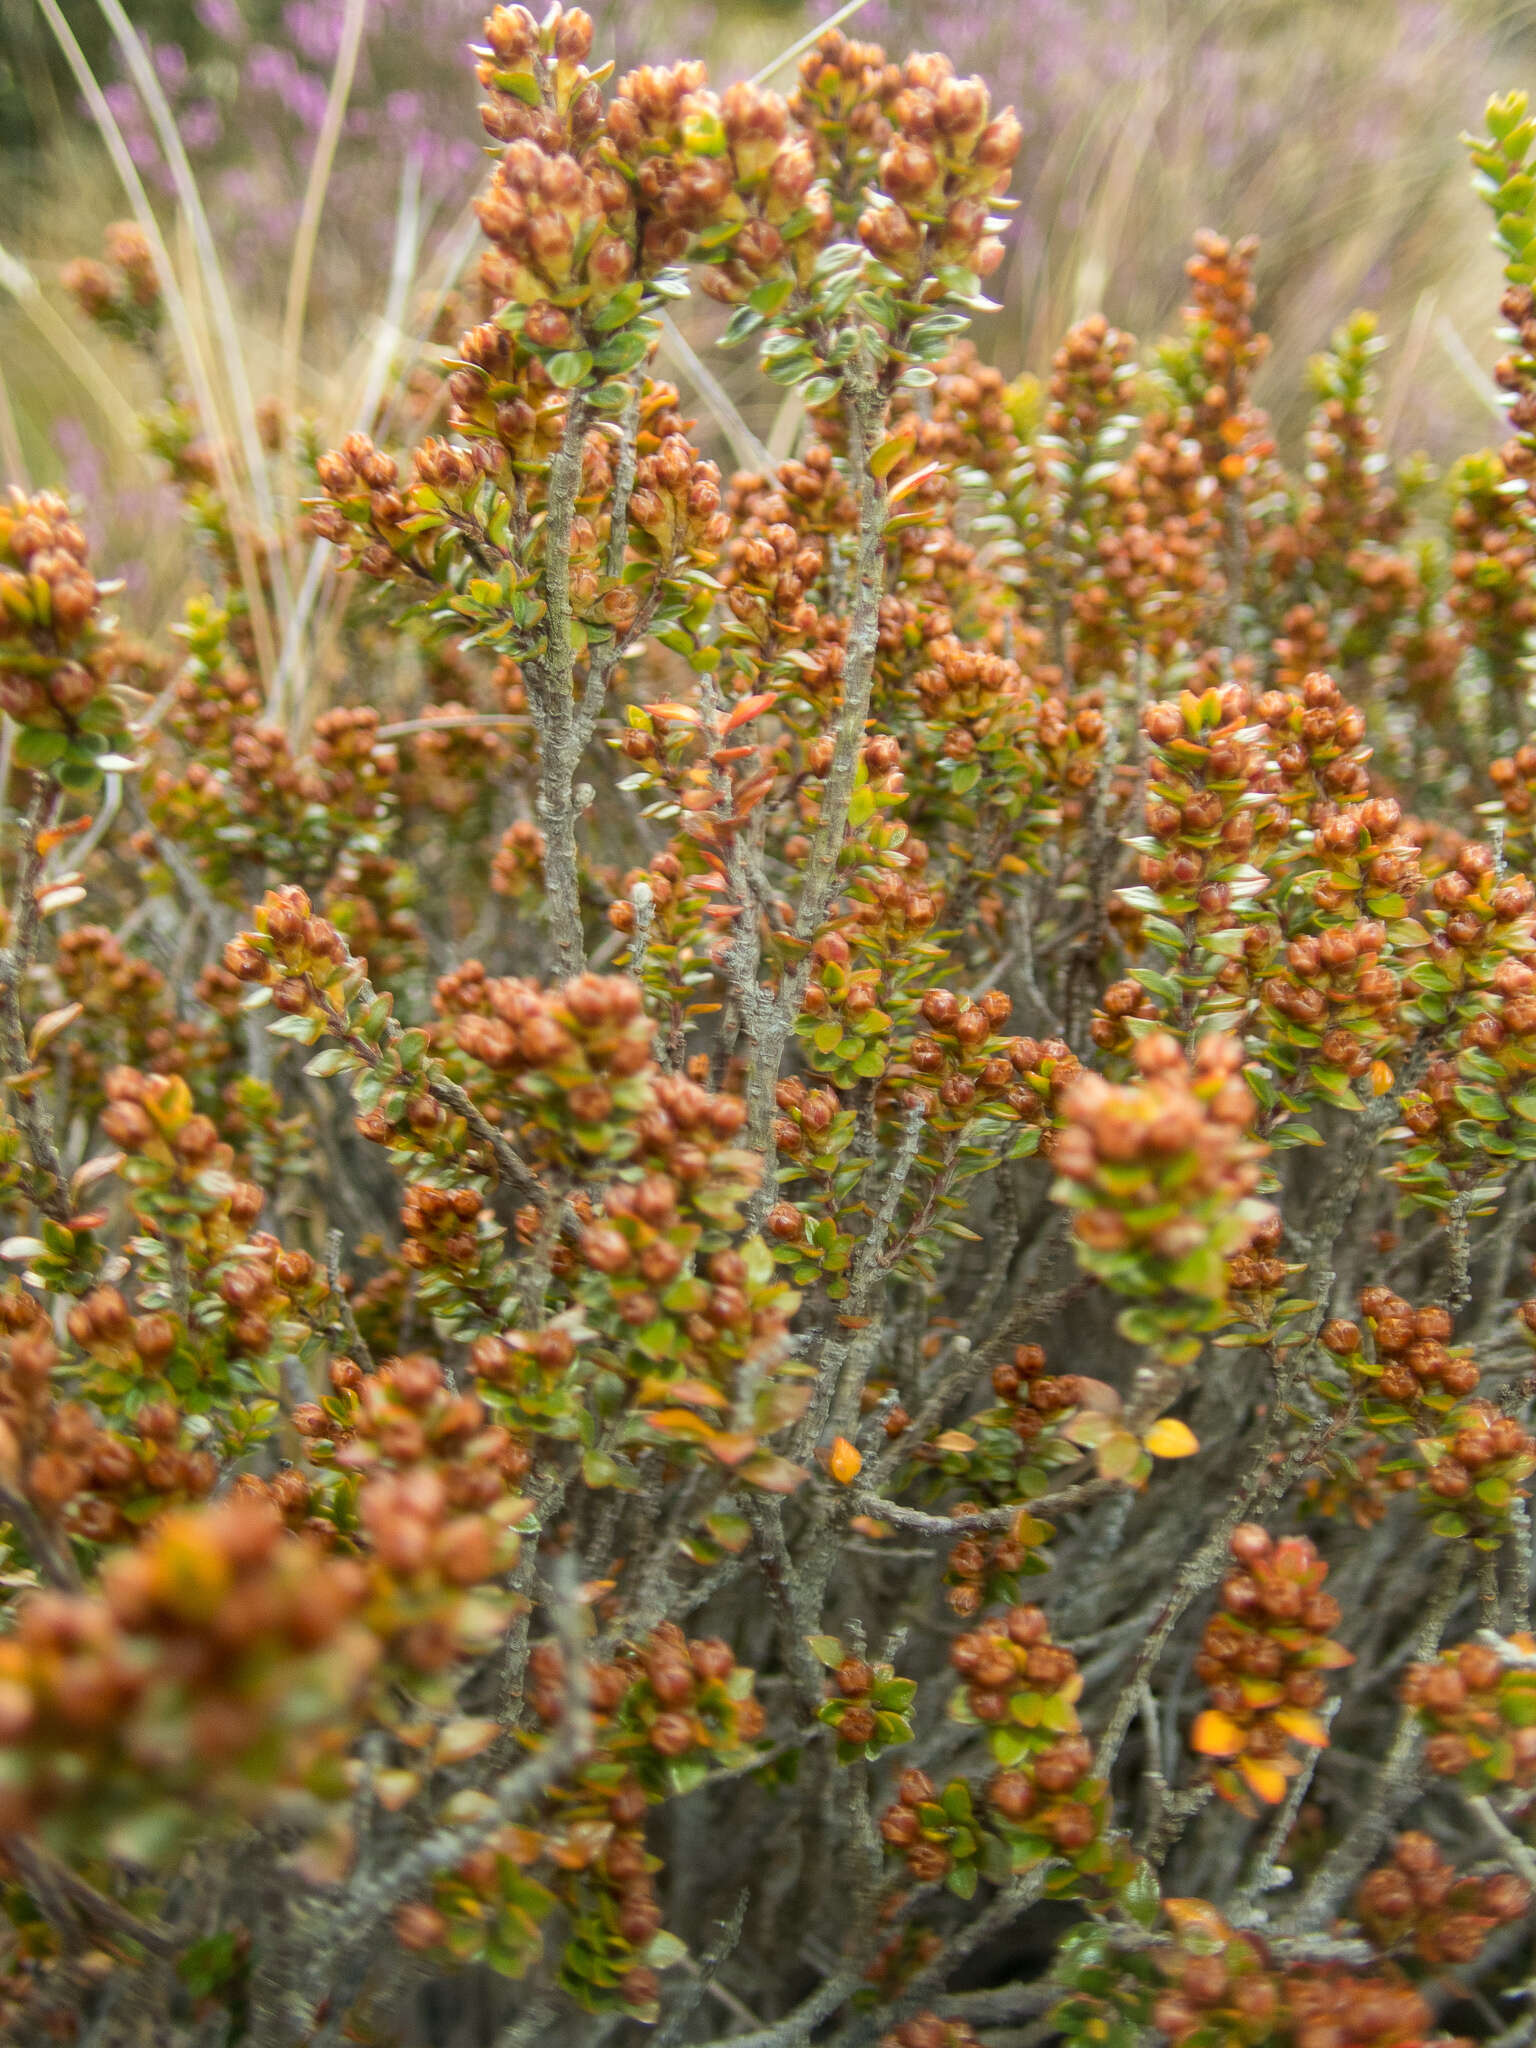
[3,0,1536,641]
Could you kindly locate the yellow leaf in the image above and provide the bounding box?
[1190,1709,1245,1757]
[933,1431,977,1453]
[435,1718,501,1766]
[374,1769,421,1811]
[1273,1705,1330,1748]
[1145,1418,1199,1459]
[1236,1755,1290,1805]
[828,1437,862,1484]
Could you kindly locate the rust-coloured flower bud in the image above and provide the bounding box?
[392,1903,448,1952]
[897,1768,936,1808]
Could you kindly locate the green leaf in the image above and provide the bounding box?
[941,1780,974,1823]
[595,329,652,374]
[545,349,595,389]
[748,276,795,316]
[12,728,67,769]
[304,1047,358,1078]
[644,1929,689,1969]
[1120,1858,1161,1929]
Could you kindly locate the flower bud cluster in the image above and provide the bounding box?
[53,925,203,1109]
[1100,685,1274,1047]
[879,2016,981,2048]
[650,80,829,308]
[1356,1831,1529,1967]
[1487,740,1536,866]
[1080,404,1221,671]
[1403,1637,1536,1791]
[60,222,160,349]
[811,1640,916,1759]
[1335,1294,1536,1540]
[0,490,128,786]
[1052,1033,1272,1362]
[933,1345,1084,1480]
[878,1768,997,1895]
[1167,231,1272,491]
[1393,844,1536,1208]
[297,1353,533,1670]
[1191,1525,1352,1808]
[899,988,1079,1141]
[0,1296,215,1551]
[942,1508,1052,1617]
[1446,449,1536,695]
[0,1497,375,1847]
[944,1605,1114,1874]
[855,53,1020,289]
[98,1068,265,1267]
[1312,1291,1536,1536]
[529,1621,764,1796]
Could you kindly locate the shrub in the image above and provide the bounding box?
[1,12,1536,2045]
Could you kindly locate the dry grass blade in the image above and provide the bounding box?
[89,0,298,628]
[0,240,140,456]
[277,149,427,730]
[748,0,872,85]
[33,0,282,691]
[276,0,369,613]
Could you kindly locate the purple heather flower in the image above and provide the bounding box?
[153,42,189,88]
[196,0,247,38]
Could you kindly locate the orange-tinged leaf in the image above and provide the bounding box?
[493,1825,545,1867]
[645,1408,716,1441]
[1190,1709,1246,1757]
[1236,1755,1289,1804]
[888,460,941,505]
[1300,1640,1355,1669]
[36,816,93,856]
[28,1003,82,1060]
[933,1430,977,1454]
[706,1431,759,1468]
[1145,1418,1199,1459]
[1370,1060,1394,1096]
[722,691,777,733]
[849,1516,893,1538]
[870,428,917,478]
[1163,1899,1231,1938]
[741,1452,808,1494]
[636,1376,729,1410]
[828,1437,862,1484]
[1273,1705,1330,1747]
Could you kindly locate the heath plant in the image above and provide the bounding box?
[5,16,1536,2048]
